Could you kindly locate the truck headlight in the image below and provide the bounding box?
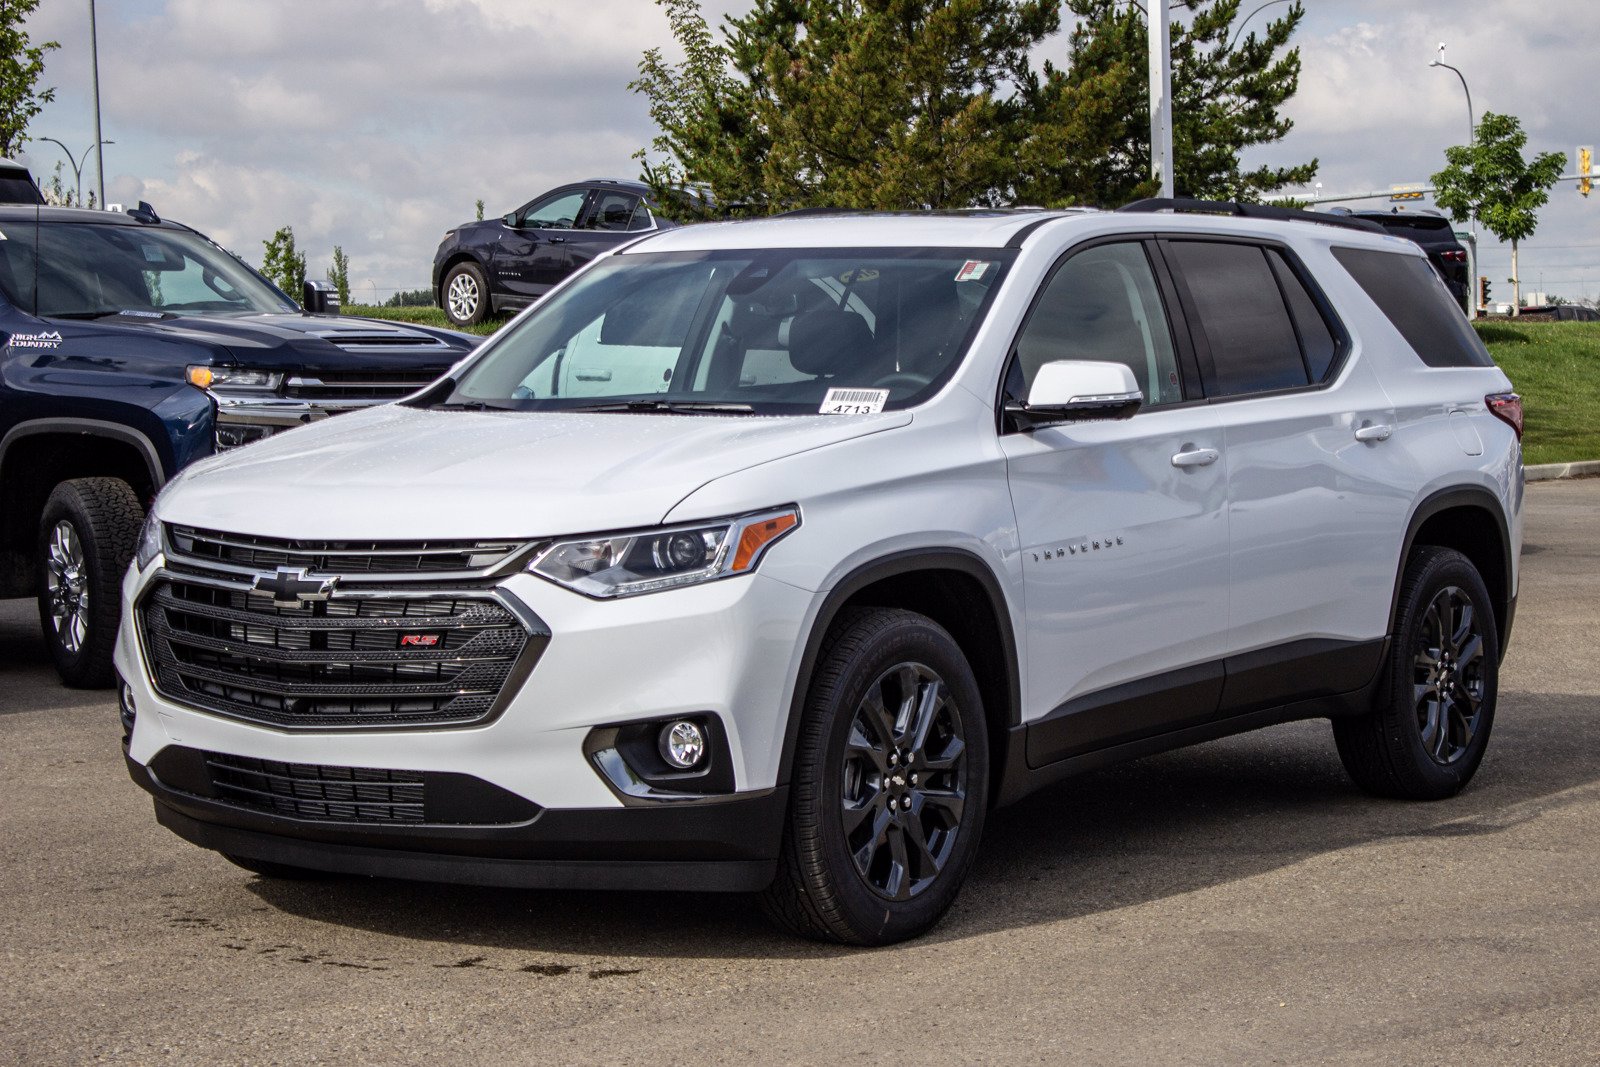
[529,507,799,599]
[187,365,284,392]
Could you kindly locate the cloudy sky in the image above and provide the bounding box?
[18,0,1598,303]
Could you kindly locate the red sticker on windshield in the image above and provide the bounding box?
[955,260,990,282]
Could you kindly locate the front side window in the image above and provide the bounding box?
[520,191,586,230]
[1166,240,1309,397]
[1005,241,1184,409]
[438,248,1015,414]
[0,222,295,318]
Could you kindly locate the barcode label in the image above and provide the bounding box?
[820,387,890,415]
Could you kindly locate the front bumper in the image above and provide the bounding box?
[116,555,818,885]
[129,748,785,891]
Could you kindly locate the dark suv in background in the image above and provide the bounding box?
[432,178,685,327]
[1334,208,1470,312]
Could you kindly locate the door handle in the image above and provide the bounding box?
[1354,422,1393,443]
[548,236,567,243]
[1171,446,1219,469]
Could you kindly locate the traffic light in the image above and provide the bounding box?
[1478,276,1492,309]
[1580,146,1593,198]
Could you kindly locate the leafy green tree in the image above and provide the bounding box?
[328,245,350,306]
[0,0,57,158]
[633,0,1058,211]
[261,226,307,296]
[1432,112,1566,316]
[475,198,485,221]
[1018,0,1316,206]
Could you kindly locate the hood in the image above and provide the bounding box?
[160,403,912,540]
[96,311,478,373]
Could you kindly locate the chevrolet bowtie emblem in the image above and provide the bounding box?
[253,567,337,608]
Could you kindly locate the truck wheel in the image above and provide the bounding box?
[761,608,989,945]
[1333,546,1499,800]
[37,478,145,689]
[442,262,490,326]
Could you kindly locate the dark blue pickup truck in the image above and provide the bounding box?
[0,205,480,686]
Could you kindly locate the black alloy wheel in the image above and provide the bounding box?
[762,607,988,945]
[1333,545,1499,799]
[841,662,969,901]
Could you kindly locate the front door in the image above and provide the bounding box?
[492,188,588,303]
[999,239,1231,767]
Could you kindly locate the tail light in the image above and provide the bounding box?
[1486,393,1523,439]
[1440,250,1468,264]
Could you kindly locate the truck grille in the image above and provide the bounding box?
[204,752,425,822]
[166,526,524,576]
[284,368,446,403]
[139,576,544,729]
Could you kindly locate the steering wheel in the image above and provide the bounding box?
[873,371,933,392]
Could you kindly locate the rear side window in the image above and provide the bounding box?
[1165,241,1308,396]
[1267,251,1338,381]
[1331,246,1493,368]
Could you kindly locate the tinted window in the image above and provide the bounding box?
[1267,250,1338,381]
[1010,242,1184,409]
[584,191,643,232]
[1167,241,1308,396]
[1331,246,1493,368]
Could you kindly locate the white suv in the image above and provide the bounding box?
[117,201,1523,945]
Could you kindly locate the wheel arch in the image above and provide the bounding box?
[1395,485,1514,658]
[777,549,1021,800]
[436,253,487,306]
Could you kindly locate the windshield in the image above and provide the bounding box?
[441,247,1015,414]
[0,221,296,318]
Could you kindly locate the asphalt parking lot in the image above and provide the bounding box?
[3,479,1598,1066]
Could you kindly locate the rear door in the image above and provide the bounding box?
[999,238,1231,766]
[1159,236,1407,710]
[565,188,652,274]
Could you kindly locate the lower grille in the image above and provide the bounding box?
[204,752,424,822]
[139,575,544,729]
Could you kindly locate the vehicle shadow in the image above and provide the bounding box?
[247,685,1599,959]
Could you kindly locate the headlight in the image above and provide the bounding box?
[134,511,164,571]
[187,365,284,392]
[529,507,799,599]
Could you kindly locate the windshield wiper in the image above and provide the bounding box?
[426,400,507,412]
[49,309,130,320]
[565,399,757,415]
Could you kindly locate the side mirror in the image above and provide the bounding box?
[1006,360,1142,431]
[503,211,520,227]
[302,279,341,316]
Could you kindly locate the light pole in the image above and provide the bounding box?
[1430,43,1477,317]
[1227,0,1294,50]
[1149,0,1172,198]
[89,0,106,208]
[37,137,114,206]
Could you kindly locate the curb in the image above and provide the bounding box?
[1525,460,1600,482]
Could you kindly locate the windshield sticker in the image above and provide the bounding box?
[9,330,61,349]
[955,260,990,282]
[820,387,889,415]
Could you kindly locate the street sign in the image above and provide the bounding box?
[1389,191,1425,201]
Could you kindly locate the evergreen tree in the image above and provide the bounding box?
[328,245,350,306]
[1018,0,1316,206]
[1431,112,1566,316]
[0,0,56,158]
[261,226,307,296]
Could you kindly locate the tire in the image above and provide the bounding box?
[1333,546,1499,800]
[761,608,989,945]
[441,261,490,327]
[36,478,145,689]
[223,854,339,881]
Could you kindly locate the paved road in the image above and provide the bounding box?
[3,480,1598,1066]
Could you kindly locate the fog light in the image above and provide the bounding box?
[659,719,707,770]
[118,679,137,737]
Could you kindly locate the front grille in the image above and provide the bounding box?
[284,368,445,402]
[204,752,425,822]
[140,576,541,729]
[166,525,523,575]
